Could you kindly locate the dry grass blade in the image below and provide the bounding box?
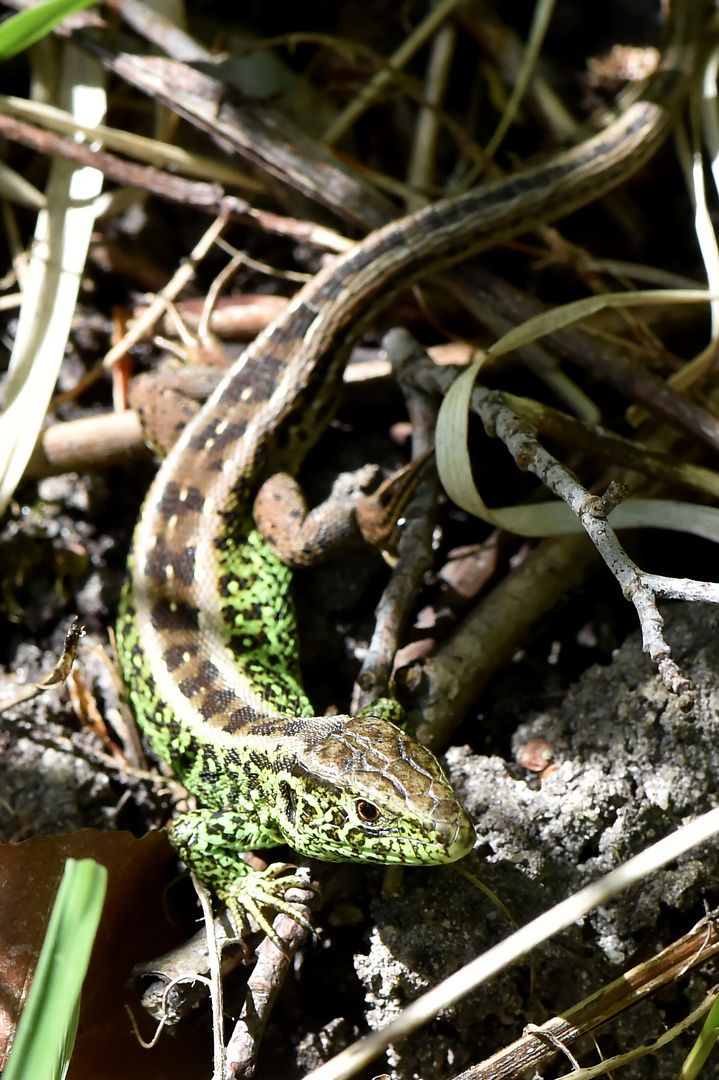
[482,0,557,160]
[0,158,45,208]
[305,809,719,1080]
[322,0,465,146]
[0,45,106,516]
[0,91,263,192]
[436,287,719,539]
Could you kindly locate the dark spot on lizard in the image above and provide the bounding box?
[199,687,239,719]
[150,600,199,632]
[158,482,205,519]
[179,675,204,699]
[223,705,262,732]
[163,643,198,671]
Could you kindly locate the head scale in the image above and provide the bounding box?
[274,714,474,866]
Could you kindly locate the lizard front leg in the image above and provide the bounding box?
[168,810,316,945]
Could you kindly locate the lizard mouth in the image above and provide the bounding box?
[375,808,475,865]
[418,805,475,864]
[444,812,476,862]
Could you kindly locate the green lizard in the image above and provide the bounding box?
[115,295,478,942]
[115,1,696,939]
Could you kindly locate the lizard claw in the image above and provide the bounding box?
[218,865,318,947]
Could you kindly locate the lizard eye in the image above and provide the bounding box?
[356,799,381,822]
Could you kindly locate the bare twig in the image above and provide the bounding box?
[134,912,246,1026]
[23,410,149,479]
[0,616,85,712]
[224,880,318,1080]
[0,111,231,210]
[87,45,395,232]
[393,351,599,747]
[406,21,457,208]
[503,392,719,501]
[547,993,717,1080]
[103,213,230,371]
[354,330,440,711]
[404,531,599,749]
[0,111,353,257]
[406,343,718,712]
[469,386,712,707]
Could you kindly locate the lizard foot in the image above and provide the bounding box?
[218,864,318,947]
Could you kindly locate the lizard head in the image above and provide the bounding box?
[276,715,474,866]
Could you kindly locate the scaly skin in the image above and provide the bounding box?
[116,5,695,936]
[117,512,474,937]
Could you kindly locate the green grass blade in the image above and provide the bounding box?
[678,993,719,1080]
[4,858,107,1080]
[0,0,97,60]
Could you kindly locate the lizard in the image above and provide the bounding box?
[115,0,699,943]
